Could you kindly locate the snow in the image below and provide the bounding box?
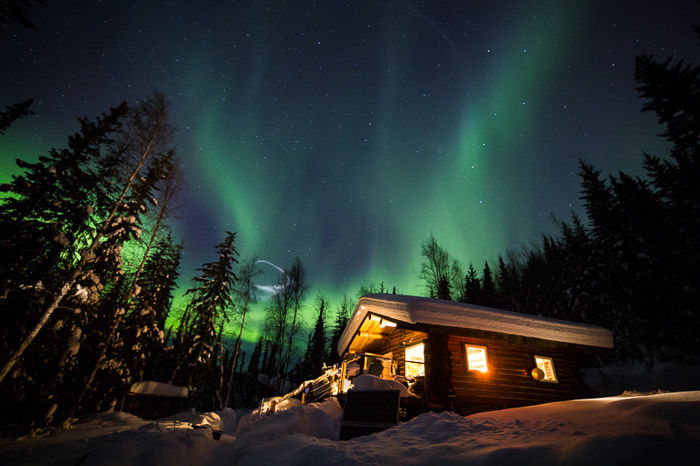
[3,392,699,465]
[339,294,614,355]
[129,381,188,398]
[221,398,343,464]
[351,374,417,398]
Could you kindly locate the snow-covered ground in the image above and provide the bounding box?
[2,391,699,465]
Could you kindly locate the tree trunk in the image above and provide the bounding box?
[214,322,225,410]
[279,300,301,391]
[223,299,249,408]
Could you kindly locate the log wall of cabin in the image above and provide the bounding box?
[378,328,427,378]
[446,333,589,415]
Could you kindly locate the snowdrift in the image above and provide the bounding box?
[351,374,417,398]
[1,392,699,465]
[227,391,700,465]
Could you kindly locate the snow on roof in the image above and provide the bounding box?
[338,294,614,355]
[129,381,189,398]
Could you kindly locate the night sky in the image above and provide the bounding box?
[2,1,699,336]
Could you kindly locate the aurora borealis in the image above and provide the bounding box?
[2,1,699,336]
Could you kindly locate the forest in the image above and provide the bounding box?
[0,27,698,438]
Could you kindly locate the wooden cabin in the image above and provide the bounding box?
[337,294,613,415]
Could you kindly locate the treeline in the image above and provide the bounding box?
[0,92,354,432]
[230,291,353,408]
[418,41,699,361]
[0,94,292,433]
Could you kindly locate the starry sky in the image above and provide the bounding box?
[1,1,699,337]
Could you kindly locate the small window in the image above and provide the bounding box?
[405,342,425,378]
[466,345,488,373]
[534,356,558,383]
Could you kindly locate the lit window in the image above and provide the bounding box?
[405,342,425,378]
[466,345,488,373]
[534,356,558,383]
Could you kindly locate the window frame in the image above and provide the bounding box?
[404,341,425,378]
[533,355,558,383]
[465,344,489,373]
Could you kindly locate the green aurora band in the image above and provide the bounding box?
[3,0,691,347]
[169,2,587,341]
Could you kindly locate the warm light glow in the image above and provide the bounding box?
[359,331,386,339]
[534,356,558,382]
[380,319,397,328]
[405,342,425,378]
[466,345,488,372]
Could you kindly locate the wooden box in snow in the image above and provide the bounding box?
[121,381,189,419]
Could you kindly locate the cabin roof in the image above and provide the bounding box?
[338,294,614,356]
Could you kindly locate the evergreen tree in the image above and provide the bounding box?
[357,281,377,296]
[172,232,238,391]
[60,100,177,426]
[126,234,183,381]
[461,263,480,303]
[0,99,33,134]
[0,103,128,292]
[0,0,42,29]
[247,337,262,375]
[635,42,700,349]
[495,255,520,310]
[328,296,351,363]
[480,261,496,307]
[298,296,328,382]
[260,338,273,376]
[0,103,129,390]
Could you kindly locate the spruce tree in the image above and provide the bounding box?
[299,296,328,382]
[462,263,480,303]
[496,256,516,310]
[60,102,176,426]
[0,103,129,387]
[481,261,496,307]
[0,99,33,134]
[328,296,351,363]
[125,234,183,381]
[247,337,262,375]
[174,231,238,396]
[635,42,700,350]
[0,0,42,29]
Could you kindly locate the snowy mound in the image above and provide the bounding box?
[351,374,417,398]
[160,410,223,430]
[235,398,342,442]
[227,391,700,465]
[3,392,699,465]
